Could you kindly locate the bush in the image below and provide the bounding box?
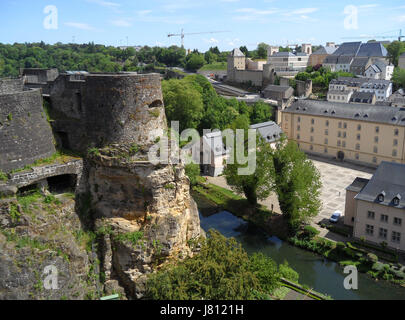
[336,242,346,251]
[366,253,378,263]
[278,261,299,283]
[146,230,287,300]
[303,225,320,239]
[185,162,201,187]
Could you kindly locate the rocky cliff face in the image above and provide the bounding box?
[0,195,98,300]
[87,142,202,299]
[0,72,202,300]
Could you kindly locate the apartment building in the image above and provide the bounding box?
[345,162,405,252]
[281,100,405,167]
[327,77,392,103]
[267,52,309,78]
[308,45,336,66]
[364,60,394,81]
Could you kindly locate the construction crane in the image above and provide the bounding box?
[341,29,404,41]
[167,29,230,48]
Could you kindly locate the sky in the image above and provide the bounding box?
[1,0,405,51]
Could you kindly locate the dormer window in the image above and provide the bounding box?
[393,194,401,206]
[377,191,386,202]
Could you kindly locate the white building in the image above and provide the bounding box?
[267,52,309,78]
[359,79,392,102]
[364,60,394,81]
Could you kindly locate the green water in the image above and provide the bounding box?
[197,204,405,300]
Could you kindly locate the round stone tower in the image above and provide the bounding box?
[0,78,56,172]
[49,73,166,153]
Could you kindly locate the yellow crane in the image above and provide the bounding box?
[167,29,230,48]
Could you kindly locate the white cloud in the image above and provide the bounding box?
[86,0,121,8]
[110,18,133,27]
[64,22,96,31]
[285,7,319,16]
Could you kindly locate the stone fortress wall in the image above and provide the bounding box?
[49,73,166,153]
[0,78,56,172]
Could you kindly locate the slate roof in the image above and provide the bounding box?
[346,177,370,193]
[313,46,337,55]
[229,48,245,57]
[355,162,405,209]
[250,121,283,143]
[283,99,405,126]
[271,52,295,57]
[337,56,354,64]
[350,91,375,104]
[357,42,388,57]
[333,42,362,56]
[351,57,371,68]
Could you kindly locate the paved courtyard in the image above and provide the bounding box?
[206,155,374,226]
[309,155,374,224]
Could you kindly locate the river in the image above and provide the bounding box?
[195,194,405,300]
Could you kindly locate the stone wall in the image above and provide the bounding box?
[0,89,56,172]
[0,160,83,194]
[0,78,24,94]
[49,73,166,153]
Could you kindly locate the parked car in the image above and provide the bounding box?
[329,211,342,223]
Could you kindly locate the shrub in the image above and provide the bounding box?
[185,162,201,187]
[278,261,299,283]
[303,225,320,239]
[366,253,378,263]
[87,147,100,156]
[336,242,346,251]
[0,170,8,182]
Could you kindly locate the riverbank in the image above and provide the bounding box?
[192,180,405,288]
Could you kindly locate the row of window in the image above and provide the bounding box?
[298,135,398,157]
[367,211,402,226]
[296,117,400,137]
[365,225,401,244]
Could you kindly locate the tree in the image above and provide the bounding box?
[185,53,205,71]
[249,102,273,125]
[386,41,405,67]
[392,67,405,89]
[223,117,275,205]
[162,79,204,132]
[256,43,269,59]
[239,46,249,57]
[271,138,322,231]
[146,230,283,300]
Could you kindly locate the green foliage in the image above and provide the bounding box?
[129,143,140,156]
[0,43,188,77]
[7,113,12,121]
[0,170,8,182]
[185,53,206,71]
[162,74,250,133]
[386,41,405,67]
[278,261,299,283]
[116,231,144,246]
[185,162,201,187]
[146,230,286,300]
[43,194,61,205]
[9,203,21,222]
[87,147,100,157]
[392,67,405,89]
[272,139,322,231]
[249,101,273,125]
[223,123,275,206]
[303,225,320,239]
[162,77,204,132]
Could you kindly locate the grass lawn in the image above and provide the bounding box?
[198,62,227,71]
